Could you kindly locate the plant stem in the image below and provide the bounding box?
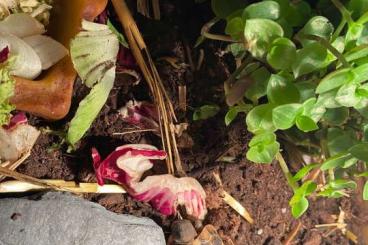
[303,34,350,68]
[276,152,299,192]
[200,17,236,43]
[331,0,354,25]
[332,18,347,41]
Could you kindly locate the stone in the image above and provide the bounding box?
[0,192,165,245]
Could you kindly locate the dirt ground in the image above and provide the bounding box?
[11,0,367,244]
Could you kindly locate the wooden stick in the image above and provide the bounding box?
[0,150,31,181]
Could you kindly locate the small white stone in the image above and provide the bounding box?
[257,229,263,235]
[281,208,287,213]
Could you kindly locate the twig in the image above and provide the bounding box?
[283,221,302,245]
[112,128,157,135]
[112,0,185,176]
[0,150,31,181]
[196,49,205,71]
[213,173,254,224]
[178,85,187,112]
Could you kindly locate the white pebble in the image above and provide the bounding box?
[257,229,263,235]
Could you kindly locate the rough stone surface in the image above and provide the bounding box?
[0,192,165,245]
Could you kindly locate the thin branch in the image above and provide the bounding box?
[302,34,350,68]
[276,152,299,192]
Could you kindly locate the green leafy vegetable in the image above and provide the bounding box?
[193,105,220,121]
[0,56,15,126]
[67,20,119,146]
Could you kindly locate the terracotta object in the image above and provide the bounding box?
[10,0,108,120]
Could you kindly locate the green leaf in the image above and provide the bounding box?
[302,98,325,122]
[335,83,361,107]
[293,163,320,181]
[296,115,318,132]
[249,131,277,147]
[225,104,252,126]
[317,89,340,109]
[344,45,368,63]
[292,43,328,78]
[320,153,352,170]
[272,103,302,129]
[67,69,115,146]
[291,197,308,218]
[0,61,15,126]
[242,1,280,20]
[225,17,244,39]
[349,142,368,162]
[107,19,129,48]
[267,74,300,104]
[246,103,276,133]
[267,37,296,70]
[323,107,349,126]
[246,140,280,164]
[348,0,368,20]
[243,18,284,58]
[329,179,357,190]
[363,181,368,200]
[327,128,356,156]
[193,105,220,121]
[227,43,246,58]
[295,81,316,101]
[298,16,334,47]
[211,0,246,19]
[225,107,238,126]
[245,67,271,102]
[316,68,354,94]
[284,0,311,27]
[351,63,368,84]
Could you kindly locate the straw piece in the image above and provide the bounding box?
[222,191,254,224]
[111,0,184,176]
[283,221,302,245]
[0,180,126,193]
[0,150,31,181]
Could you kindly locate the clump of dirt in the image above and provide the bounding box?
[11,0,365,244]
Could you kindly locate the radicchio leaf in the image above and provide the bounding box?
[0,46,9,63]
[0,112,40,161]
[3,112,27,130]
[91,144,207,220]
[119,100,159,132]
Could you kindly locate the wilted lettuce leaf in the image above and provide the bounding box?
[67,20,119,146]
[0,52,15,126]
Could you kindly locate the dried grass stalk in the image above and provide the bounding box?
[0,151,31,181]
[0,180,126,193]
[112,0,184,176]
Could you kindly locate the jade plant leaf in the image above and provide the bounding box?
[298,16,334,47]
[246,131,279,164]
[267,37,296,70]
[242,1,280,20]
[267,74,299,104]
[243,18,284,58]
[272,103,301,130]
[246,103,276,133]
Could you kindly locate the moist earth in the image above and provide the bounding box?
[9,0,365,244]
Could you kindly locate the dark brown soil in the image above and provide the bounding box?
[10,0,367,244]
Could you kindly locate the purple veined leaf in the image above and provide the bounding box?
[91,144,207,219]
[119,100,159,132]
[91,144,167,185]
[2,112,27,131]
[0,46,9,63]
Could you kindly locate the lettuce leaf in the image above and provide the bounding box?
[66,20,119,146]
[0,53,15,126]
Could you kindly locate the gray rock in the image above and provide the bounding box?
[0,192,165,245]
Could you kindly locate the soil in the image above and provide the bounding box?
[6,0,367,244]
